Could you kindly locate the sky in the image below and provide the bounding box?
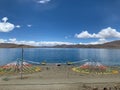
[0,0,120,46]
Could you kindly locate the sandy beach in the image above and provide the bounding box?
[0,65,120,90]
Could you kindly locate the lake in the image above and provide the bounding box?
[0,48,120,66]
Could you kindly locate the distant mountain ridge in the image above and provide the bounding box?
[0,40,120,48]
[52,40,120,48]
[0,43,35,48]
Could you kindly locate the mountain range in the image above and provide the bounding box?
[53,40,120,48]
[0,43,35,48]
[0,40,120,48]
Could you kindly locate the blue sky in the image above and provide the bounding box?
[0,0,120,46]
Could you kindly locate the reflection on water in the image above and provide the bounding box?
[98,49,120,65]
[0,48,120,66]
[0,48,22,65]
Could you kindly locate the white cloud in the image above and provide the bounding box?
[9,38,17,42]
[16,25,21,28]
[2,38,75,46]
[75,31,93,38]
[0,17,15,32]
[2,17,8,22]
[75,27,120,39]
[38,41,74,46]
[98,38,107,43]
[96,27,120,38]
[37,0,51,4]
[0,39,7,43]
[88,39,108,45]
[0,38,110,46]
[0,17,22,32]
[27,24,32,27]
[79,38,108,45]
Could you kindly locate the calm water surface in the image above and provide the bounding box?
[0,48,120,66]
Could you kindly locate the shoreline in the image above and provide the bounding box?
[0,65,120,90]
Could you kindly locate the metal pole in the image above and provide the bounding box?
[16,58,19,72]
[20,48,24,79]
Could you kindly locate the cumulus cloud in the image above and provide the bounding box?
[2,17,8,22]
[38,41,74,46]
[75,27,120,39]
[37,0,51,4]
[88,39,107,45]
[79,38,108,45]
[0,17,21,32]
[0,17,15,32]
[0,39,7,43]
[0,38,109,46]
[75,31,93,38]
[27,24,32,27]
[9,38,17,42]
[16,25,21,28]
[5,38,75,46]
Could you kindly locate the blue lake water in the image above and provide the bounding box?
[0,48,120,66]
